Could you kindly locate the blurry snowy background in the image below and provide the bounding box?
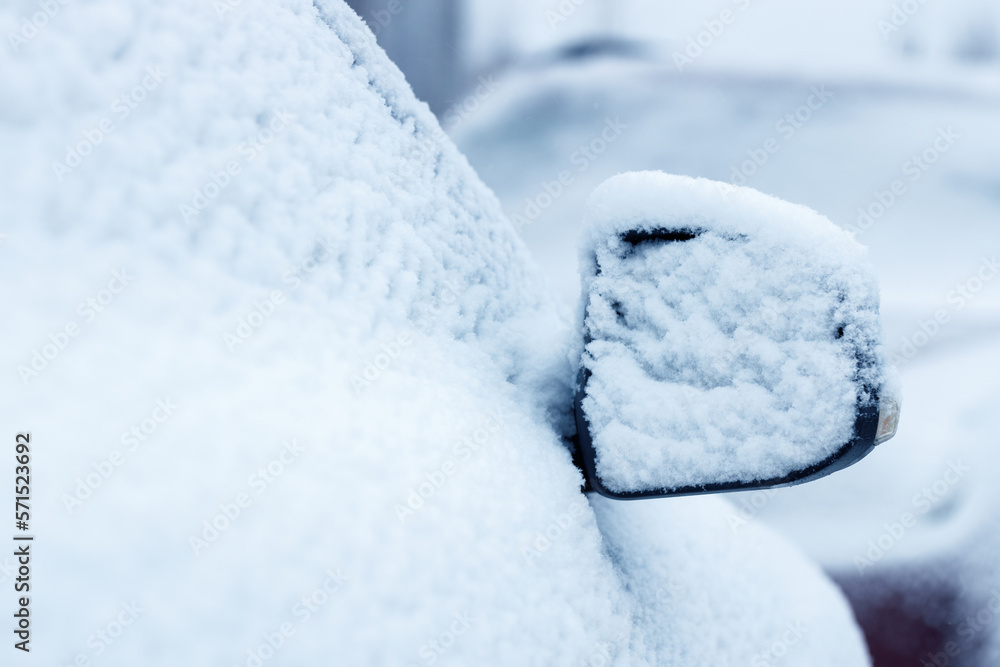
[349,1,1000,665]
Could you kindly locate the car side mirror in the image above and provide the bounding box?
[573,173,900,499]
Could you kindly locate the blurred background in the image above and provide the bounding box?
[347,1,1000,665]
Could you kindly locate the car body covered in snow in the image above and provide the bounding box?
[0,1,876,664]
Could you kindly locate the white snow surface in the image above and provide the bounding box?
[579,173,888,492]
[0,1,870,665]
[451,48,1000,663]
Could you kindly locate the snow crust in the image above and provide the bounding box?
[579,172,889,492]
[0,2,871,665]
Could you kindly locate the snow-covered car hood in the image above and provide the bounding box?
[0,1,869,664]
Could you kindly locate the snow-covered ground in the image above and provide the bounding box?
[452,45,1000,665]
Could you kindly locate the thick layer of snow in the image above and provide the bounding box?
[579,173,887,492]
[453,51,1000,664]
[1,1,871,664]
[591,496,871,666]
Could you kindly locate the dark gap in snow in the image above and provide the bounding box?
[620,228,700,246]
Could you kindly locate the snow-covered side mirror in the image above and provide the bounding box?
[573,173,900,499]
